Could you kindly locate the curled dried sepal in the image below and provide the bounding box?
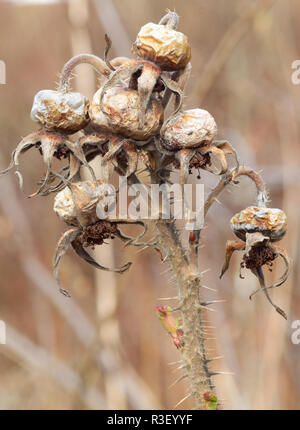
[200,140,239,175]
[251,266,287,320]
[219,240,245,279]
[169,139,237,186]
[134,21,191,71]
[0,130,96,197]
[53,225,132,296]
[156,305,184,350]
[230,206,287,242]
[71,235,131,274]
[90,85,164,141]
[38,154,81,197]
[249,244,292,299]
[100,137,139,178]
[31,90,89,133]
[0,130,68,197]
[220,229,291,319]
[53,227,80,297]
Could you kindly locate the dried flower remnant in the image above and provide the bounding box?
[220,206,291,319]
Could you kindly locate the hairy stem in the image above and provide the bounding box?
[205,166,268,219]
[59,54,111,93]
[158,11,179,29]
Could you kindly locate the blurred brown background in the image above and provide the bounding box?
[0,0,299,410]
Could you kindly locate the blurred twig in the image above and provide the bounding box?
[68,0,127,408]
[92,0,132,56]
[253,1,299,409]
[2,323,106,409]
[194,0,276,103]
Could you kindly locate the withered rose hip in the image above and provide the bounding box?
[230,206,287,242]
[135,22,191,71]
[160,109,217,150]
[54,180,107,227]
[31,90,89,134]
[90,85,164,140]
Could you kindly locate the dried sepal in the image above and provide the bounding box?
[0,128,100,197]
[53,183,152,292]
[136,62,163,128]
[200,140,238,175]
[249,244,292,298]
[53,224,132,296]
[251,266,287,320]
[0,130,72,197]
[220,240,245,279]
[178,148,196,185]
[53,227,81,297]
[121,141,139,177]
[63,138,97,184]
[71,236,131,274]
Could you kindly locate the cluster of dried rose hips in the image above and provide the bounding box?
[0,11,291,316]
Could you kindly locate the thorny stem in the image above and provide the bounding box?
[204,165,268,219]
[235,166,268,207]
[151,172,216,410]
[59,54,111,93]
